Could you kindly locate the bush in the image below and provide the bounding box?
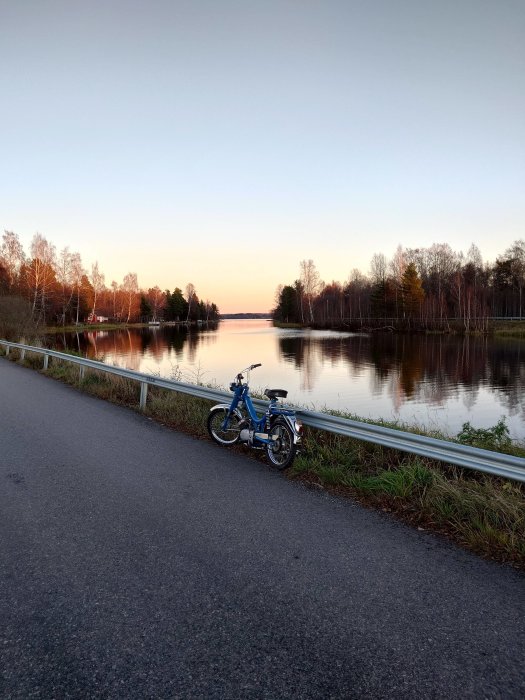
[456,418,512,452]
[0,296,38,341]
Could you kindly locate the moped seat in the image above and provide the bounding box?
[265,388,288,400]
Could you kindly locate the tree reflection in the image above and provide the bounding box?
[277,331,525,414]
[48,324,219,371]
[45,324,525,421]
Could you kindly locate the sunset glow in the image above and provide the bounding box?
[1,0,523,313]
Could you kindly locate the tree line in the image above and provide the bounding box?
[273,241,525,331]
[0,230,220,326]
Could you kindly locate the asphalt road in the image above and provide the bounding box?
[1,358,524,699]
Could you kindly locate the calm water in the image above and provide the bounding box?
[45,319,525,439]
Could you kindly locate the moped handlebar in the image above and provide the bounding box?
[235,363,262,384]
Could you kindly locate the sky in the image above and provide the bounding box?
[1,0,524,313]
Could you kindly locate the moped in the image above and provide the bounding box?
[207,363,302,469]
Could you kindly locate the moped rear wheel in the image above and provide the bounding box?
[207,407,242,445]
[266,419,297,470]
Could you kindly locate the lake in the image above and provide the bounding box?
[44,319,525,439]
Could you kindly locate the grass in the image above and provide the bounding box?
[3,345,525,571]
[271,322,305,329]
[273,318,525,337]
[43,322,154,333]
[490,320,525,337]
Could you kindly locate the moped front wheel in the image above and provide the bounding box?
[266,419,297,470]
[207,407,242,445]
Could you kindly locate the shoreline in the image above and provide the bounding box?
[272,319,525,336]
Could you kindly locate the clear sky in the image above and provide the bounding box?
[1,0,524,313]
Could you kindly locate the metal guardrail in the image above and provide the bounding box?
[2,339,525,483]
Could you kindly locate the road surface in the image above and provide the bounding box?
[1,358,524,698]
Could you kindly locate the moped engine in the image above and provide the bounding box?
[239,427,254,445]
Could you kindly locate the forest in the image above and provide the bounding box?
[273,241,525,331]
[0,230,220,328]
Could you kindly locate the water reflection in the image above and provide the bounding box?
[46,324,219,372]
[277,331,525,419]
[44,321,525,435]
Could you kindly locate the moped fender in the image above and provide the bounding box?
[274,414,302,445]
[209,404,244,420]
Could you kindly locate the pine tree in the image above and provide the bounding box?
[401,263,425,318]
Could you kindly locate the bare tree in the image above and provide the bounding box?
[111,280,119,319]
[389,245,406,283]
[26,233,57,323]
[300,259,322,324]
[1,230,24,291]
[347,268,368,321]
[389,245,406,318]
[467,243,483,270]
[69,253,85,325]
[185,282,196,322]
[369,253,387,285]
[122,272,139,323]
[56,247,77,325]
[147,285,165,322]
[503,240,525,319]
[90,261,105,318]
[427,243,458,323]
[466,243,485,327]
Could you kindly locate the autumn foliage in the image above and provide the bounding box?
[0,230,220,327]
[274,243,525,331]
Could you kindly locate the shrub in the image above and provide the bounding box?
[456,418,512,452]
[0,296,38,341]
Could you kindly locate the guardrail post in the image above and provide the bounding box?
[79,366,85,381]
[43,354,49,370]
[20,349,25,361]
[139,382,148,411]
[5,346,9,356]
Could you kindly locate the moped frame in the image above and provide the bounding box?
[220,381,298,447]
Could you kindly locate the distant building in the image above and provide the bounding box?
[86,313,109,323]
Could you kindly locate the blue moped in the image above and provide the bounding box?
[207,363,302,469]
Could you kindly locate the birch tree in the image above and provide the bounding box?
[1,230,24,291]
[185,282,196,322]
[26,233,57,323]
[300,259,322,324]
[90,261,105,317]
[369,253,387,285]
[70,253,85,324]
[122,272,138,322]
[111,280,119,319]
[147,285,165,321]
[56,247,77,325]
